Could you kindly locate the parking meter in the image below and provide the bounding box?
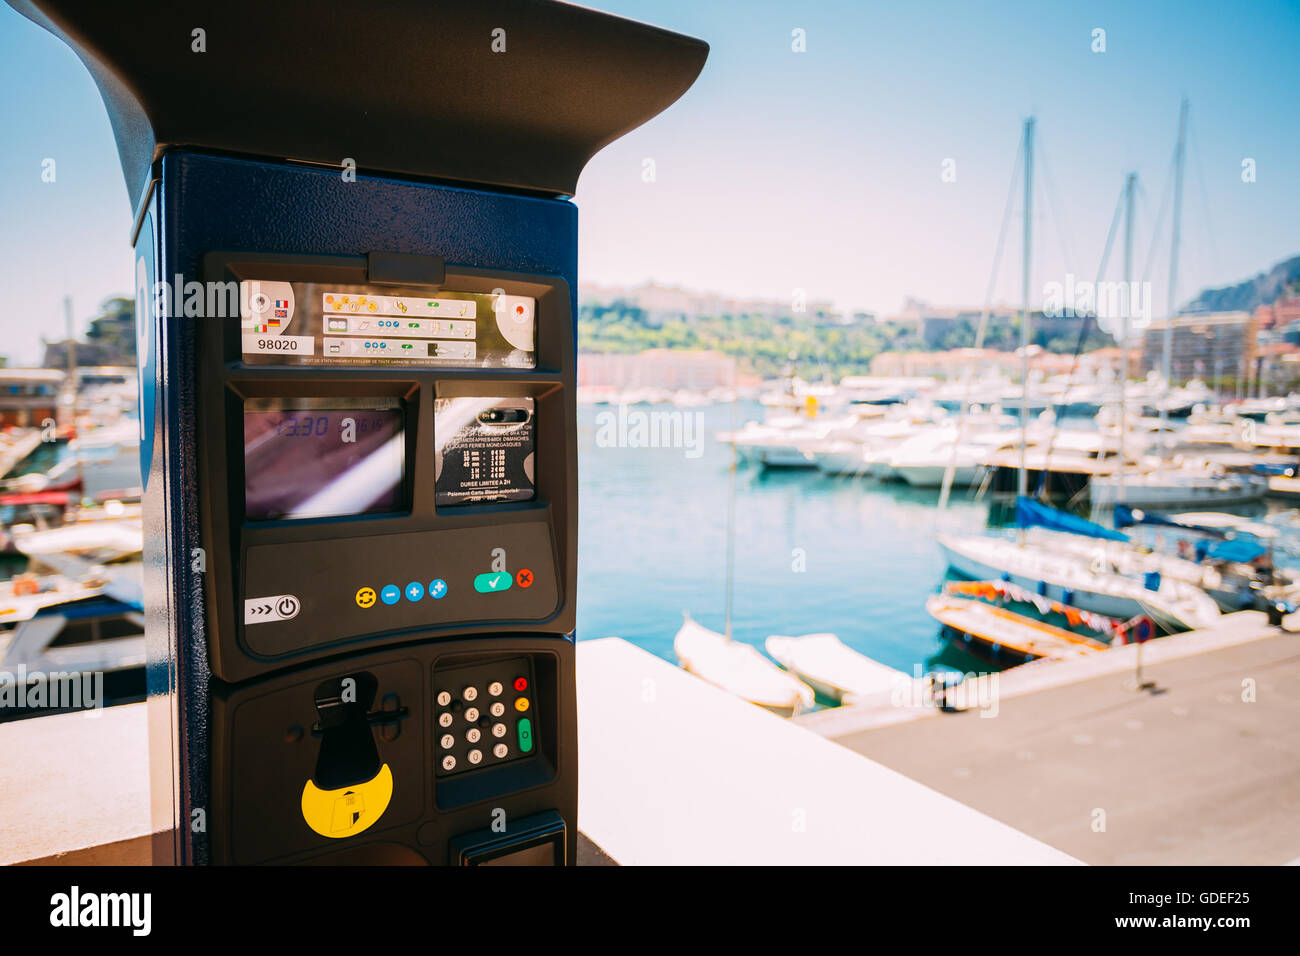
[12,0,706,864]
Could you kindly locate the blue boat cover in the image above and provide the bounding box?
[1017,496,1129,541]
[1204,538,1268,563]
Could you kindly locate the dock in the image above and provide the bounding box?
[798,611,1300,865]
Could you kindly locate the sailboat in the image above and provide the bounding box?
[937,497,1221,632]
[673,427,816,716]
[1088,101,1262,510]
[1109,504,1295,609]
[1090,467,1267,509]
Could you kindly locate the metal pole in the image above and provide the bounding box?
[1018,117,1034,501]
[1119,173,1135,504]
[62,294,82,511]
[724,430,737,642]
[1160,99,1188,466]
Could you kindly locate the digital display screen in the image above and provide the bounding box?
[240,280,536,369]
[244,402,404,521]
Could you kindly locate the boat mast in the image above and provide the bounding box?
[1119,172,1136,504]
[1018,116,1034,500]
[63,294,83,512]
[724,425,737,642]
[1160,99,1188,465]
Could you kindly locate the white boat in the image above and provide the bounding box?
[809,419,921,476]
[9,512,145,611]
[17,419,143,498]
[0,602,145,677]
[726,413,861,469]
[758,377,839,411]
[890,428,1025,488]
[1022,526,1260,612]
[10,516,143,563]
[674,616,814,716]
[0,572,110,626]
[764,633,907,703]
[0,597,146,719]
[810,440,873,476]
[936,533,1221,632]
[1090,470,1267,509]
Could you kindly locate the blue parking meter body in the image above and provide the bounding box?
[11,0,706,865]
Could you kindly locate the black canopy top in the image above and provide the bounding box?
[9,0,708,201]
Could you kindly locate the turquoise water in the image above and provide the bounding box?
[576,400,995,675]
[577,401,1300,678]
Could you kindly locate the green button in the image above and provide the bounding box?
[473,572,513,593]
[517,717,533,753]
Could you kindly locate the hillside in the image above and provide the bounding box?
[1182,254,1300,314]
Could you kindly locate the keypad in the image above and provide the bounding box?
[433,656,536,777]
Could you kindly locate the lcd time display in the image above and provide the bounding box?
[240,280,536,369]
[244,401,404,521]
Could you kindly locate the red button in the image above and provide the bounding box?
[516,568,534,588]
[513,677,528,692]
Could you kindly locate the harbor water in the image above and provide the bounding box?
[577,399,1300,679]
[577,400,995,675]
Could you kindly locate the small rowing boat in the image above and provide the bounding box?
[674,616,815,717]
[764,633,907,703]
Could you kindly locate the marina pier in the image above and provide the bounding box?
[799,610,1298,865]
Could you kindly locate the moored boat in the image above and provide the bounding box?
[674,616,815,716]
[936,496,1222,632]
[764,633,907,703]
[927,590,1112,665]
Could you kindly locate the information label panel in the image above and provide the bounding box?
[240,280,535,369]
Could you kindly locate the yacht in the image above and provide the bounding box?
[1090,467,1268,509]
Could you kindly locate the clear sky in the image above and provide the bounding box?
[1,0,1297,364]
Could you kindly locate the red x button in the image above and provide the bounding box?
[516,568,534,589]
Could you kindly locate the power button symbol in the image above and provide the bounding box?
[244,594,303,625]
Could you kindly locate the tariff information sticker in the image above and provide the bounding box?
[434,397,536,506]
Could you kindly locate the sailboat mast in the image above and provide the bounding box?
[723,433,737,641]
[1018,116,1035,499]
[1119,172,1136,503]
[1160,99,1188,461]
